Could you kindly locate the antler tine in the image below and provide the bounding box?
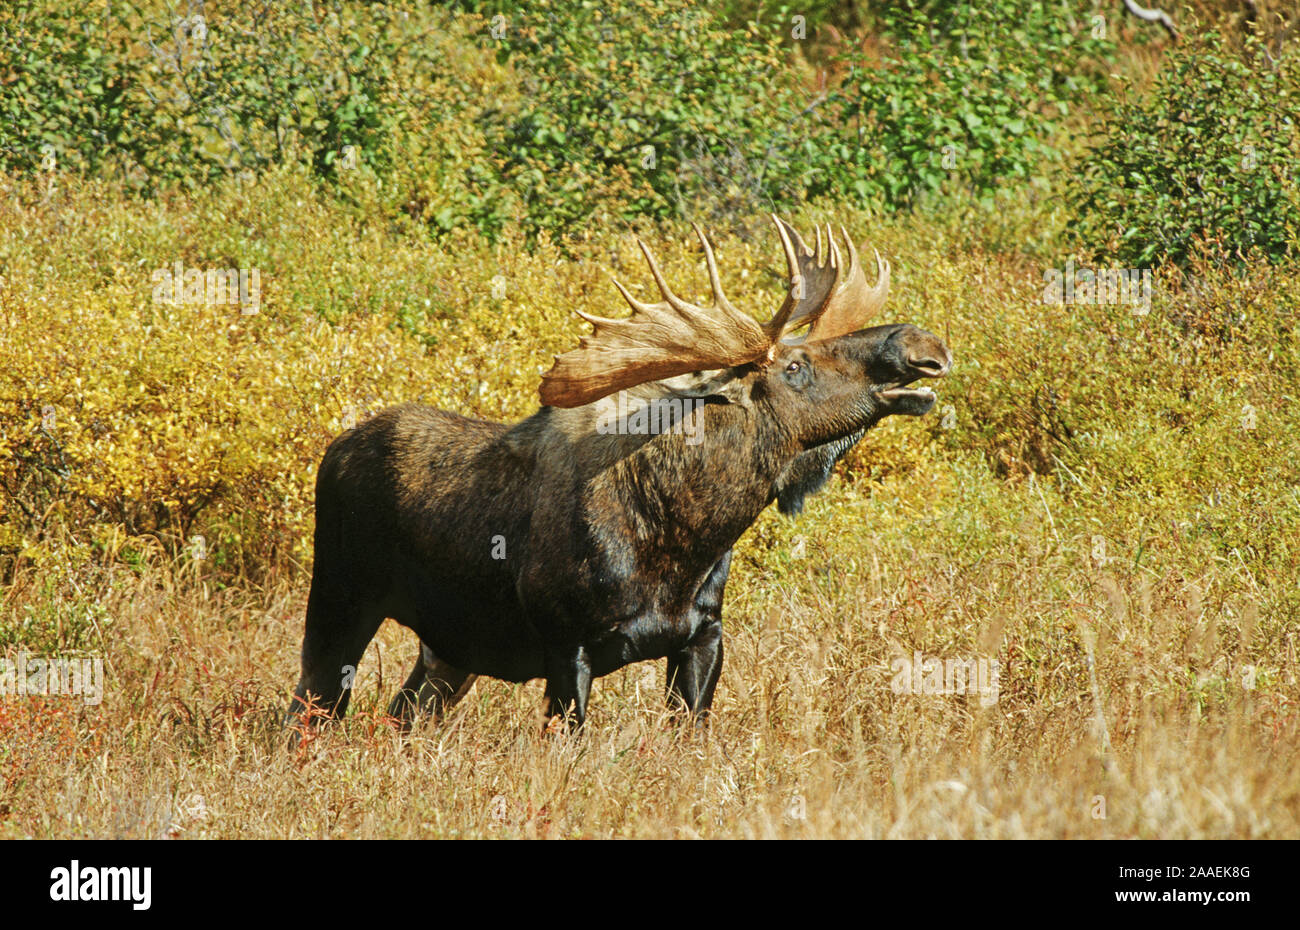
[842,224,890,314]
[692,222,734,314]
[766,215,844,341]
[772,212,802,283]
[636,237,689,312]
[867,249,890,313]
[804,227,891,342]
[608,277,652,315]
[841,225,858,271]
[825,223,842,274]
[849,224,892,315]
[539,229,771,408]
[764,216,798,341]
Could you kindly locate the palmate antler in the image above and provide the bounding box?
[538,216,890,408]
[772,217,890,344]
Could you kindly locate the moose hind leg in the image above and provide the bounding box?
[386,649,430,727]
[387,641,477,728]
[286,579,384,729]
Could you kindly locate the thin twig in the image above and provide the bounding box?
[1122,0,1180,42]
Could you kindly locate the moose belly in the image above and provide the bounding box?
[585,611,703,677]
[416,611,548,683]
[393,567,548,682]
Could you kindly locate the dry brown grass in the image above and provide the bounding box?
[3,466,1296,839]
[2,170,1297,839]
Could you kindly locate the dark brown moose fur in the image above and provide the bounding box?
[288,249,951,734]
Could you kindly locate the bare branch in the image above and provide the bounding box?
[1123,0,1180,42]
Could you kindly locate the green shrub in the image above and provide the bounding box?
[1073,35,1300,266]
[0,2,150,180]
[478,0,808,239]
[0,1,451,188]
[821,1,1115,209]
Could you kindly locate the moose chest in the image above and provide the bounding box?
[529,548,730,679]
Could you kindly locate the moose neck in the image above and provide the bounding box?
[606,398,808,563]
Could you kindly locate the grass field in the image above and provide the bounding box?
[2,160,1297,838]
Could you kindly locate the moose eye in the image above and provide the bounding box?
[786,361,801,374]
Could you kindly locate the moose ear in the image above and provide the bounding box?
[705,378,752,407]
[669,370,752,408]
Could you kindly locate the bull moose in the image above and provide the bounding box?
[286,217,951,734]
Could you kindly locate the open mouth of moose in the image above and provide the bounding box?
[873,356,949,416]
[874,380,937,415]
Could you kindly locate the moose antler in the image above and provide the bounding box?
[538,218,890,408]
[538,226,771,408]
[771,217,890,344]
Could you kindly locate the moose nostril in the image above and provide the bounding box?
[909,355,948,377]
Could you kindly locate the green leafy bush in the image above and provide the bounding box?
[1074,35,1300,266]
[0,2,151,179]
[479,0,808,239]
[821,1,1115,209]
[0,1,442,188]
[0,1,815,241]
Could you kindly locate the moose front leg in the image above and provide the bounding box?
[543,643,592,731]
[666,619,723,721]
[666,550,731,722]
